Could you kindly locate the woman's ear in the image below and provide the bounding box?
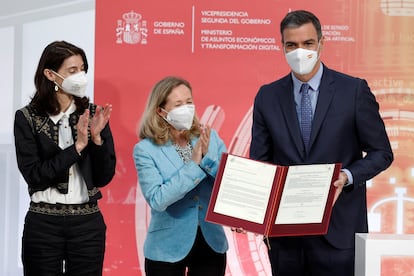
[156,107,164,116]
[43,69,56,82]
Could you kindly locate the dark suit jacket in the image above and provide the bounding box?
[250,64,393,249]
[14,103,116,202]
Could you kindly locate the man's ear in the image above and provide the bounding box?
[319,35,325,48]
[43,69,56,82]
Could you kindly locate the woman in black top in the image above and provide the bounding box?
[14,40,116,276]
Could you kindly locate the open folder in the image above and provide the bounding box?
[206,153,341,237]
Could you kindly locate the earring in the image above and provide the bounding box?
[54,83,59,92]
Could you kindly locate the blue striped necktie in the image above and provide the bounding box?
[300,83,312,151]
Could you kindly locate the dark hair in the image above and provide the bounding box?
[280,10,322,43]
[30,40,89,115]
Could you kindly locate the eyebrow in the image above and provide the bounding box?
[65,64,84,71]
[175,98,192,103]
[285,38,317,45]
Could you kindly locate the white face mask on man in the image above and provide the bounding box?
[52,70,88,97]
[162,104,195,131]
[284,44,320,75]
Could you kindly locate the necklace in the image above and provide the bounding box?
[174,142,192,163]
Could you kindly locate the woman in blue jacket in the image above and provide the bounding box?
[133,76,228,275]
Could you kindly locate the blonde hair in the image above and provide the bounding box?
[138,76,200,144]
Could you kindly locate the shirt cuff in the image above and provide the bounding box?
[341,168,353,187]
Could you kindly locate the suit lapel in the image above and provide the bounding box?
[161,142,184,169]
[278,76,306,157]
[308,67,335,151]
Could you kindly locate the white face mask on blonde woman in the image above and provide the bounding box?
[162,104,195,130]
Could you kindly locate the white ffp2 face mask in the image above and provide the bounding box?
[53,71,88,97]
[163,104,195,130]
[285,47,319,75]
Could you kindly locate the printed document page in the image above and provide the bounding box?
[213,155,276,224]
[275,164,335,224]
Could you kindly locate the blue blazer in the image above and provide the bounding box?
[250,64,393,249]
[133,129,228,262]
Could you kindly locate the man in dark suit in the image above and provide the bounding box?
[250,10,393,276]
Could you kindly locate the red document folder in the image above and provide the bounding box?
[206,153,341,237]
